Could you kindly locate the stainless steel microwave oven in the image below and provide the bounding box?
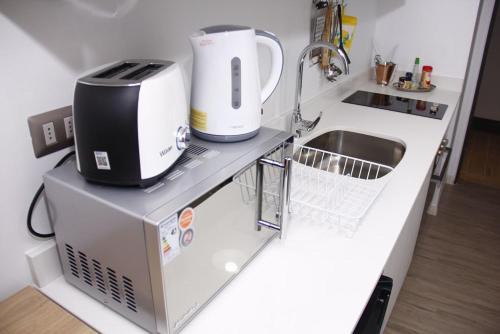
[44,127,293,333]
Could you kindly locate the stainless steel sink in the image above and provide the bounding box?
[294,130,406,179]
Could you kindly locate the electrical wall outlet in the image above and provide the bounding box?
[64,116,74,139]
[42,122,57,145]
[28,106,74,158]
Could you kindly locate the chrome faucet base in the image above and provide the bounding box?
[292,111,322,138]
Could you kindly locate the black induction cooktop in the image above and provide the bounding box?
[342,90,448,120]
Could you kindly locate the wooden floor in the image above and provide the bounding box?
[385,183,500,334]
[0,287,95,334]
[459,121,500,189]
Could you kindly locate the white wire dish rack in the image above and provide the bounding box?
[233,143,394,235]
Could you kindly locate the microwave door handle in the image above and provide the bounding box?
[282,157,292,238]
[255,157,292,239]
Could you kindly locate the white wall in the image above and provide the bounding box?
[0,0,379,300]
[374,0,480,79]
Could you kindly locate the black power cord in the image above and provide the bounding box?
[27,151,76,238]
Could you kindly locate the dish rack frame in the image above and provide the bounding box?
[234,142,394,234]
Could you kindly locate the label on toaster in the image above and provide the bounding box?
[94,151,111,170]
[159,214,181,265]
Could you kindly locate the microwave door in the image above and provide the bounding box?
[161,176,279,333]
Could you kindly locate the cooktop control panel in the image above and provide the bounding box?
[342,90,448,120]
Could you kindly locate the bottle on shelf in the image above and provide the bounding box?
[420,65,433,89]
[411,57,420,89]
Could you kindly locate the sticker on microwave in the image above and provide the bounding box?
[180,228,194,247]
[179,207,195,248]
[159,214,180,265]
[94,151,111,170]
[179,207,195,230]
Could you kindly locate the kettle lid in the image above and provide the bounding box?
[200,25,252,34]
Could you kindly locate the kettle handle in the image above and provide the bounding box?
[255,30,284,103]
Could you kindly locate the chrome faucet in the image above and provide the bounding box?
[291,41,349,137]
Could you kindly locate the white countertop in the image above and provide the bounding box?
[41,75,462,334]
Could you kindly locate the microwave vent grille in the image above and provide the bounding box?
[176,155,191,165]
[92,259,107,294]
[65,244,80,279]
[63,243,138,313]
[166,169,184,181]
[185,144,220,160]
[78,251,93,286]
[123,276,137,312]
[107,267,121,303]
[186,144,208,156]
[183,159,203,169]
[159,143,218,184]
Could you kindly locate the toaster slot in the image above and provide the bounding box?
[121,64,164,80]
[94,62,139,79]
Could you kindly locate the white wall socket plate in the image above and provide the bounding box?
[42,122,57,145]
[64,116,74,139]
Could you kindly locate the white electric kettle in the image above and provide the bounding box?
[189,25,284,142]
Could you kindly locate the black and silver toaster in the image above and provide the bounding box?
[73,59,190,187]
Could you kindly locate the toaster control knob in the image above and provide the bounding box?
[176,126,191,150]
